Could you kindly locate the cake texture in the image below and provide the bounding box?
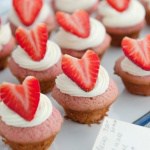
[97,0,145,46]
[8,23,62,93]
[9,0,56,35]
[114,35,150,96]
[0,23,15,70]
[52,50,118,124]
[0,76,63,150]
[53,10,111,58]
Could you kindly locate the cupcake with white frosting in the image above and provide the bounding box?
[114,35,150,95]
[140,0,150,25]
[53,10,111,58]
[52,50,118,124]
[97,0,145,46]
[0,76,63,150]
[51,0,99,14]
[0,21,15,70]
[9,0,56,35]
[8,23,62,93]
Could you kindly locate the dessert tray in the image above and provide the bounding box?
[0,26,150,150]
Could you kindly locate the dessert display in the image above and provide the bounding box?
[9,0,56,35]
[0,20,15,71]
[114,35,150,96]
[140,0,150,25]
[51,0,99,14]
[8,23,62,93]
[96,0,146,46]
[52,50,118,124]
[53,10,111,58]
[0,76,63,150]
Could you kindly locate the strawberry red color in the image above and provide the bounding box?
[13,0,43,26]
[122,35,150,71]
[0,76,40,121]
[107,0,131,12]
[15,23,48,61]
[56,10,90,38]
[62,50,100,92]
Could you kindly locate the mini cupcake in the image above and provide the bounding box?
[114,35,150,96]
[0,76,63,150]
[9,0,56,35]
[96,0,145,46]
[140,0,150,25]
[52,0,99,14]
[53,10,111,59]
[52,50,118,124]
[8,23,62,93]
[0,21,15,71]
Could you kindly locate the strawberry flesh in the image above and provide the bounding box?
[122,35,150,71]
[62,50,100,91]
[107,0,131,12]
[0,76,40,121]
[13,0,43,26]
[15,23,48,61]
[56,10,90,38]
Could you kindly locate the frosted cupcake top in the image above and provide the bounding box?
[55,0,97,13]
[53,10,106,51]
[9,0,52,28]
[0,23,12,50]
[0,76,52,127]
[12,23,61,71]
[121,35,150,76]
[98,0,145,28]
[56,50,110,97]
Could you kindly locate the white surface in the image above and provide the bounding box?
[0,3,150,148]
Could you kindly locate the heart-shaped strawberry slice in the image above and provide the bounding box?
[122,35,150,71]
[107,0,131,12]
[62,50,100,91]
[56,10,90,38]
[0,76,40,121]
[15,23,48,61]
[13,0,43,26]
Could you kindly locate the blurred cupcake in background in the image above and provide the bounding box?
[51,0,99,14]
[9,0,56,35]
[0,19,15,71]
[53,10,111,59]
[96,0,145,46]
[114,35,150,96]
[8,23,62,93]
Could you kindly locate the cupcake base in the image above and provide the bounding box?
[3,135,56,150]
[0,57,8,70]
[65,107,109,124]
[146,9,150,25]
[114,56,150,96]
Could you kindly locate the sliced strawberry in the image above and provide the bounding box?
[13,0,43,26]
[15,23,48,61]
[62,50,100,91]
[122,35,150,71]
[107,0,131,12]
[56,10,90,38]
[0,76,40,121]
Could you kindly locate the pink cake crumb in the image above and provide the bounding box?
[0,107,63,143]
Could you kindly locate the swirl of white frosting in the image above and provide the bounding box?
[53,18,106,50]
[121,57,150,76]
[0,94,52,127]
[98,0,145,27]
[56,65,109,97]
[55,0,97,13]
[12,41,61,71]
[0,23,12,50]
[9,3,52,28]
